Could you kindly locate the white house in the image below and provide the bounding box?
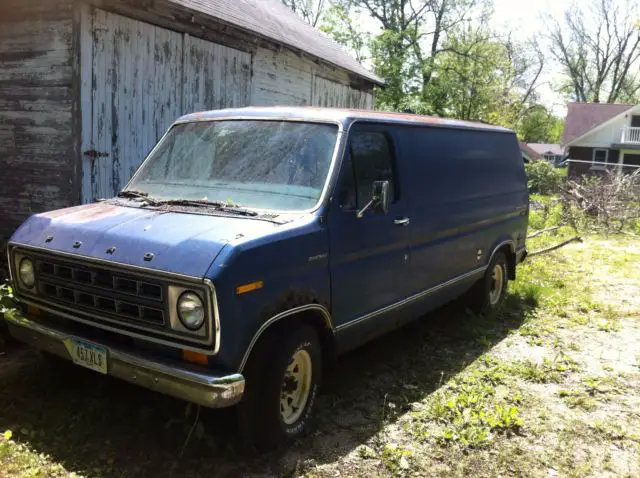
[561,103,640,177]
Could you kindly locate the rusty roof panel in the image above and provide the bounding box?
[177,106,514,133]
[168,0,384,86]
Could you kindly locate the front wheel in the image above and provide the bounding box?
[237,325,322,449]
[466,251,509,315]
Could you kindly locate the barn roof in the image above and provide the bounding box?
[170,0,385,86]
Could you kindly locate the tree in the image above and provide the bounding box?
[547,0,640,103]
[416,23,545,130]
[319,2,369,62]
[517,105,564,143]
[351,0,491,110]
[281,0,328,27]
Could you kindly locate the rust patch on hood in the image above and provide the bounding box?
[39,202,127,224]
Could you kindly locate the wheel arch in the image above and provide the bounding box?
[487,239,517,280]
[238,304,334,374]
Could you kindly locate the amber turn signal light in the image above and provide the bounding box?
[181,349,209,365]
[236,280,264,295]
[27,305,41,316]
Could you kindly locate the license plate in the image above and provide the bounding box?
[69,338,108,374]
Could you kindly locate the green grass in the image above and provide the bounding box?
[0,432,70,477]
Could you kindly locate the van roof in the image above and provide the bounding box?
[177,107,514,134]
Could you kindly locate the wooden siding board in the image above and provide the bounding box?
[0,0,75,244]
[252,47,372,108]
[183,34,251,113]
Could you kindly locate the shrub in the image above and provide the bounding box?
[0,283,14,319]
[525,160,565,195]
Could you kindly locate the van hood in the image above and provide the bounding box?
[9,202,280,277]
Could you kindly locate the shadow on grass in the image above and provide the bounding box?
[0,293,536,477]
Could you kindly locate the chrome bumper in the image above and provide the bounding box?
[4,313,244,409]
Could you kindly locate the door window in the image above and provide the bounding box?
[338,130,397,210]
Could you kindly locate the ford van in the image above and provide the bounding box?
[5,107,528,447]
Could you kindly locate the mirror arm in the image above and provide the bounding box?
[356,196,379,218]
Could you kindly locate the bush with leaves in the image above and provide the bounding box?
[0,282,15,348]
[561,170,640,234]
[0,282,15,318]
[525,160,565,195]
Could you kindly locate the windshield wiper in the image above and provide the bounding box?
[118,190,149,199]
[154,199,258,217]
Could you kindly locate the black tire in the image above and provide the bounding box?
[466,251,509,315]
[236,325,322,450]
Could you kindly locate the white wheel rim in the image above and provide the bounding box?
[280,349,312,425]
[489,264,505,306]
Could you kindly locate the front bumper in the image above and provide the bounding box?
[4,312,244,408]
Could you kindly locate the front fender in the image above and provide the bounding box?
[205,217,331,371]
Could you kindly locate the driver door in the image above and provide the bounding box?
[328,123,411,339]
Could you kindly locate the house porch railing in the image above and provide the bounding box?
[620,126,640,144]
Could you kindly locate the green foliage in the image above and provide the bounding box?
[559,389,596,411]
[0,282,15,319]
[517,105,564,143]
[423,26,523,125]
[413,357,524,449]
[510,354,580,383]
[379,443,413,474]
[525,161,565,194]
[319,2,368,63]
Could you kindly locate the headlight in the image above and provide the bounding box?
[177,291,205,330]
[19,258,35,288]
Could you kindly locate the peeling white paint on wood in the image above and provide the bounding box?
[312,75,372,109]
[183,34,252,113]
[82,9,254,202]
[252,47,373,108]
[84,8,182,202]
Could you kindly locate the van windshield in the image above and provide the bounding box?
[125,120,339,211]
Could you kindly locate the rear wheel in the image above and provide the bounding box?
[237,325,322,449]
[467,251,509,315]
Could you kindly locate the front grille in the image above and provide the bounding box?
[34,257,166,326]
[10,245,216,351]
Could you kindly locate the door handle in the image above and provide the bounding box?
[394,217,410,226]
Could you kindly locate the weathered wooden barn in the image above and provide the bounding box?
[0,0,383,249]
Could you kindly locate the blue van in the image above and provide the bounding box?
[5,107,528,446]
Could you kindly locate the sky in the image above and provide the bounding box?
[491,0,575,115]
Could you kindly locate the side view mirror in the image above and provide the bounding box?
[357,180,390,218]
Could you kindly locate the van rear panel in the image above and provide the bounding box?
[394,125,528,295]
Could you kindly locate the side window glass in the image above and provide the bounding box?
[351,131,396,209]
[337,156,357,209]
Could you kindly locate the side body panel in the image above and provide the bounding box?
[205,215,332,371]
[331,123,528,354]
[398,126,528,297]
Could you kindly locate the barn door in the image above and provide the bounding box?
[81,8,182,202]
[81,9,252,203]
